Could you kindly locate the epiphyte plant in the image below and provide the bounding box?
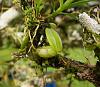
[19,0,92,58]
[36,28,62,58]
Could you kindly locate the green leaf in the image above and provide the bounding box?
[49,23,57,29]
[66,48,97,65]
[0,48,17,63]
[0,80,16,87]
[49,0,73,18]
[59,0,63,7]
[70,0,95,7]
[36,46,57,58]
[34,0,43,16]
[45,28,62,53]
[21,33,29,49]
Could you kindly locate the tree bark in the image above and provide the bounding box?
[47,56,100,87]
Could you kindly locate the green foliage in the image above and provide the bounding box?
[0,48,17,62]
[36,28,62,58]
[59,0,63,7]
[70,77,95,87]
[66,48,97,65]
[57,75,95,87]
[70,0,95,7]
[0,81,14,87]
[0,0,99,87]
[34,0,44,16]
[21,32,29,49]
[36,46,57,58]
[49,0,73,17]
[45,28,62,53]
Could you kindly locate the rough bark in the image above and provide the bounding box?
[47,56,100,87]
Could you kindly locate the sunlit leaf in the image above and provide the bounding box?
[45,28,62,53]
[59,0,63,7]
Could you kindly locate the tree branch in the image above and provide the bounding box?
[47,56,100,87]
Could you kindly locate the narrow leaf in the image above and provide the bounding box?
[70,0,95,7]
[59,0,63,7]
[21,33,29,49]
